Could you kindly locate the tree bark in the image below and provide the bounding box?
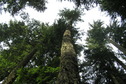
[107,38,126,56]
[110,74,120,84]
[56,29,80,84]
[110,73,125,84]
[106,38,126,70]
[2,48,37,84]
[112,55,126,70]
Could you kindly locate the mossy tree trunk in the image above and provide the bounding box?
[57,28,80,84]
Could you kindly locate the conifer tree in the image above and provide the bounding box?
[81,20,126,84]
[56,8,82,84]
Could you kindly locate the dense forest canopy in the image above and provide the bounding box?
[0,0,126,84]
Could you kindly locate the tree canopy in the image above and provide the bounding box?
[80,20,126,84]
[0,16,67,83]
[0,0,47,15]
[0,9,83,84]
[1,0,126,84]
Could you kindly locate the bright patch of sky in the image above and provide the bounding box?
[0,0,111,28]
[0,0,111,43]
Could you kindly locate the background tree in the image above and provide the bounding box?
[1,0,126,84]
[70,0,126,20]
[0,12,83,83]
[0,0,47,15]
[0,15,68,83]
[80,20,126,84]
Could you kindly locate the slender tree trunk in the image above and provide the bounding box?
[110,73,125,84]
[110,74,120,84]
[116,76,125,84]
[56,29,80,84]
[112,55,126,70]
[2,48,37,84]
[106,38,126,55]
[106,38,126,70]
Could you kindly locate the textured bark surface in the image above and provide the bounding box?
[57,29,79,84]
[2,49,37,84]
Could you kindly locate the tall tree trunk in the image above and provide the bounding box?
[56,29,80,84]
[110,74,120,84]
[110,73,125,84]
[112,55,126,70]
[2,48,37,84]
[106,38,126,55]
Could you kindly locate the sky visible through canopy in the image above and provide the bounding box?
[0,0,112,43]
[0,0,111,29]
[0,0,112,61]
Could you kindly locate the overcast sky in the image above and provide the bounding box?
[0,0,122,76]
[0,0,111,27]
[0,0,112,57]
[0,0,111,42]
[0,0,113,47]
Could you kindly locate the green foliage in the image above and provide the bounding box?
[2,0,126,83]
[83,48,116,83]
[86,20,107,49]
[15,66,60,84]
[0,55,16,81]
[0,16,69,83]
[80,20,126,84]
[0,20,31,81]
[58,8,83,55]
[70,0,126,20]
[59,8,83,25]
[98,0,126,20]
[60,0,96,9]
[1,0,126,22]
[0,0,47,15]
[107,21,126,48]
[57,8,82,84]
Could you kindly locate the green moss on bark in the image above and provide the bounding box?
[57,29,79,84]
